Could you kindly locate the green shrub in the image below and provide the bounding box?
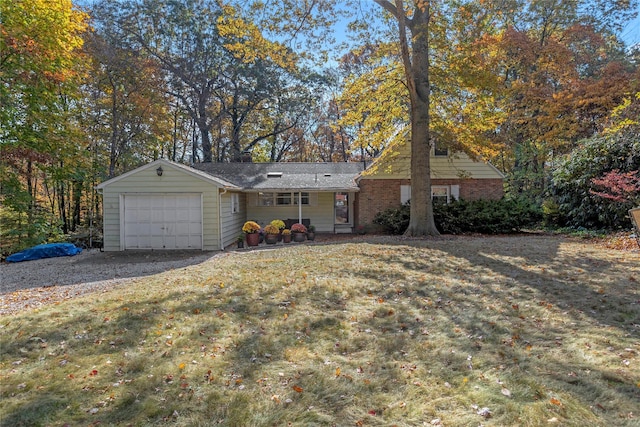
[549,131,640,230]
[373,204,410,234]
[373,198,541,235]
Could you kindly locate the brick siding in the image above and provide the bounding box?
[356,178,504,226]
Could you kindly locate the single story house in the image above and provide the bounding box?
[96,144,503,251]
[96,160,363,251]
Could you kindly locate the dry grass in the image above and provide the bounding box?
[1,235,638,426]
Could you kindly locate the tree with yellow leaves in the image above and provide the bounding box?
[1,0,90,248]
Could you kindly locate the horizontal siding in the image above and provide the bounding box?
[363,140,503,180]
[313,193,338,232]
[220,192,246,248]
[246,192,335,233]
[100,165,220,251]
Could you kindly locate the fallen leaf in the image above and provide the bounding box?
[292,385,303,393]
[550,398,563,406]
[501,387,512,397]
[335,367,341,377]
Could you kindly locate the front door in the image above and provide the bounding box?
[335,192,350,225]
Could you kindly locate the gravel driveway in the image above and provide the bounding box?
[0,249,224,315]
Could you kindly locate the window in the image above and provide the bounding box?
[434,142,448,157]
[400,185,459,205]
[293,192,310,205]
[276,192,292,205]
[258,192,275,206]
[257,192,310,206]
[231,193,240,213]
[431,186,449,205]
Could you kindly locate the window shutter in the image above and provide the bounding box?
[450,185,460,201]
[400,185,411,204]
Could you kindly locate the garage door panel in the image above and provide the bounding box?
[174,223,189,234]
[164,209,177,222]
[124,194,202,250]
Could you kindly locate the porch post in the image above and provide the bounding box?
[298,192,302,223]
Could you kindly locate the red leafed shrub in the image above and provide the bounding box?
[590,169,640,204]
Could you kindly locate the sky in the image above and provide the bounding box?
[621,14,640,48]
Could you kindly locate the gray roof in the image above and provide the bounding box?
[192,162,365,192]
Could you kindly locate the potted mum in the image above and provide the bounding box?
[270,219,286,241]
[263,224,280,244]
[242,220,261,246]
[282,228,292,243]
[291,223,307,242]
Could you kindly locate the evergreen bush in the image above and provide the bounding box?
[373,198,541,235]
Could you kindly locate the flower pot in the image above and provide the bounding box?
[293,232,306,242]
[282,234,292,243]
[306,231,315,241]
[237,241,244,249]
[265,234,279,245]
[246,233,260,247]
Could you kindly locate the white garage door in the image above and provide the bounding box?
[123,194,202,250]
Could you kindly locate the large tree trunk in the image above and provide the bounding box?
[405,1,438,236]
[376,0,439,235]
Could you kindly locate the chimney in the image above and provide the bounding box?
[241,150,252,163]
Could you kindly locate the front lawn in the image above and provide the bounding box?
[1,235,638,426]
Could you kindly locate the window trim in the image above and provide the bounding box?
[433,142,448,157]
[400,184,459,205]
[431,185,450,204]
[231,193,240,214]
[257,191,311,207]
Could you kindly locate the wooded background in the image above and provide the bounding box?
[2,0,639,252]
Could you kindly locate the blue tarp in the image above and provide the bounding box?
[6,243,82,263]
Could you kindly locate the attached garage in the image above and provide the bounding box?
[97,159,238,251]
[122,193,203,250]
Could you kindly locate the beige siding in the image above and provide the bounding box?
[219,191,246,248]
[245,192,335,232]
[362,139,504,180]
[100,165,220,251]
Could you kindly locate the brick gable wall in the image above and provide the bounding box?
[357,178,504,226]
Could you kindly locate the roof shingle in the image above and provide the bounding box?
[192,162,364,191]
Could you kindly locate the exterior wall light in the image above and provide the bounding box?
[156,166,163,176]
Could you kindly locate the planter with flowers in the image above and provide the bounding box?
[282,229,292,243]
[242,221,261,247]
[270,219,286,241]
[263,224,280,245]
[291,223,307,242]
[306,224,316,241]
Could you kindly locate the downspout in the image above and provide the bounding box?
[218,187,228,250]
[96,187,104,251]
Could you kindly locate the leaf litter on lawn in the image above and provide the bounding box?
[0,235,638,426]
